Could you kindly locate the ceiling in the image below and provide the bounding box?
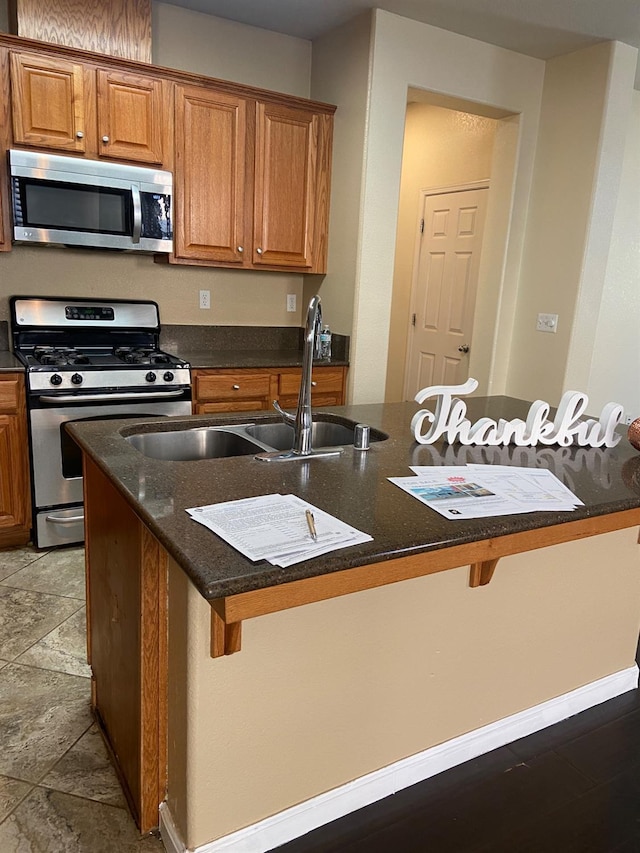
[164,0,640,63]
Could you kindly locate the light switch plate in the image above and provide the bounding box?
[536,313,558,333]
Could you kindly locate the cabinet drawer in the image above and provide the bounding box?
[195,400,271,414]
[279,368,344,397]
[195,372,272,401]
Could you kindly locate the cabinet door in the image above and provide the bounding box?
[10,52,92,153]
[0,376,31,546]
[96,69,164,164]
[253,102,318,270]
[174,85,247,264]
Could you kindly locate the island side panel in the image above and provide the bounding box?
[166,529,640,850]
[84,457,167,832]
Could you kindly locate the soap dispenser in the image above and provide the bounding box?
[319,325,332,360]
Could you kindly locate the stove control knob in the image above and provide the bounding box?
[163,371,174,383]
[50,373,63,386]
[71,373,83,385]
[146,371,157,383]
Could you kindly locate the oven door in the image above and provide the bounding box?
[29,391,191,547]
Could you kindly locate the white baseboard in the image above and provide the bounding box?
[159,664,638,853]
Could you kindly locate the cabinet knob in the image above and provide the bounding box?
[76,131,84,139]
[256,247,263,255]
[311,381,317,387]
[102,135,110,143]
[232,384,240,390]
[237,246,244,253]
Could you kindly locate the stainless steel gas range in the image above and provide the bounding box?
[11,296,192,548]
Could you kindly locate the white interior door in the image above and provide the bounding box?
[404,185,488,399]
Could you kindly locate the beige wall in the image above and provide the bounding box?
[506,42,636,404]
[167,528,640,848]
[385,103,498,402]
[305,12,373,339]
[0,3,312,328]
[152,2,311,98]
[315,9,545,404]
[0,247,305,325]
[589,90,640,417]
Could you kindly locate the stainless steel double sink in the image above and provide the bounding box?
[123,416,387,462]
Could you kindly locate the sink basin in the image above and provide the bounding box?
[123,417,388,461]
[125,427,264,461]
[245,421,364,451]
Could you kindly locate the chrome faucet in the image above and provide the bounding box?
[256,295,341,462]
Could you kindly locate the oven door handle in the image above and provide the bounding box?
[36,390,189,403]
[46,513,85,525]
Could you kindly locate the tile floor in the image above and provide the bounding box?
[0,545,165,852]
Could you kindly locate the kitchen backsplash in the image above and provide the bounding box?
[161,324,349,360]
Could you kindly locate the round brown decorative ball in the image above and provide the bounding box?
[628,418,640,450]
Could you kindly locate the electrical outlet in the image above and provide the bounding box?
[199,289,211,310]
[286,294,297,312]
[625,414,635,425]
[536,313,558,333]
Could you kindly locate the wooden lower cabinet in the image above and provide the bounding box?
[84,457,167,833]
[192,366,347,414]
[0,373,31,547]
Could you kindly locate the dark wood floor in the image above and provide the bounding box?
[275,650,640,853]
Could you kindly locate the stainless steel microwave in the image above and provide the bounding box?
[8,149,173,253]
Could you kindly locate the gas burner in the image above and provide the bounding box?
[33,346,90,367]
[114,347,171,366]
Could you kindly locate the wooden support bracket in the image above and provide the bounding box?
[210,607,242,657]
[469,558,500,587]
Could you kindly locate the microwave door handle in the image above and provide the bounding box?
[131,185,142,244]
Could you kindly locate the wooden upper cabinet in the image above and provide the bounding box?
[11,52,90,152]
[171,88,334,273]
[174,85,247,263]
[253,102,317,269]
[10,51,166,165]
[96,69,163,164]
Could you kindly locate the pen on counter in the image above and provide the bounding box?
[305,509,318,541]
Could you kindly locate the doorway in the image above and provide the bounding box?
[403,183,488,398]
[384,99,500,402]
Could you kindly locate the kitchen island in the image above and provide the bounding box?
[68,397,640,852]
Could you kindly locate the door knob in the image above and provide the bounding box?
[458,344,470,354]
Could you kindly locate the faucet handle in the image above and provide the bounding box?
[273,399,295,425]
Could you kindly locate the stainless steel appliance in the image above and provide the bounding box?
[11,297,191,548]
[9,149,173,252]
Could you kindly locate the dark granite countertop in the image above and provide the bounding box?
[67,397,640,602]
[174,349,349,370]
[0,352,24,371]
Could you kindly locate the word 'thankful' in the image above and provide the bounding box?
[411,379,623,447]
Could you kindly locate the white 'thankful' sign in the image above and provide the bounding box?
[411,379,623,447]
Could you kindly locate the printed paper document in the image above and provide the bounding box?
[187,493,372,567]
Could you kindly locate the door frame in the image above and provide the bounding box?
[402,179,490,401]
